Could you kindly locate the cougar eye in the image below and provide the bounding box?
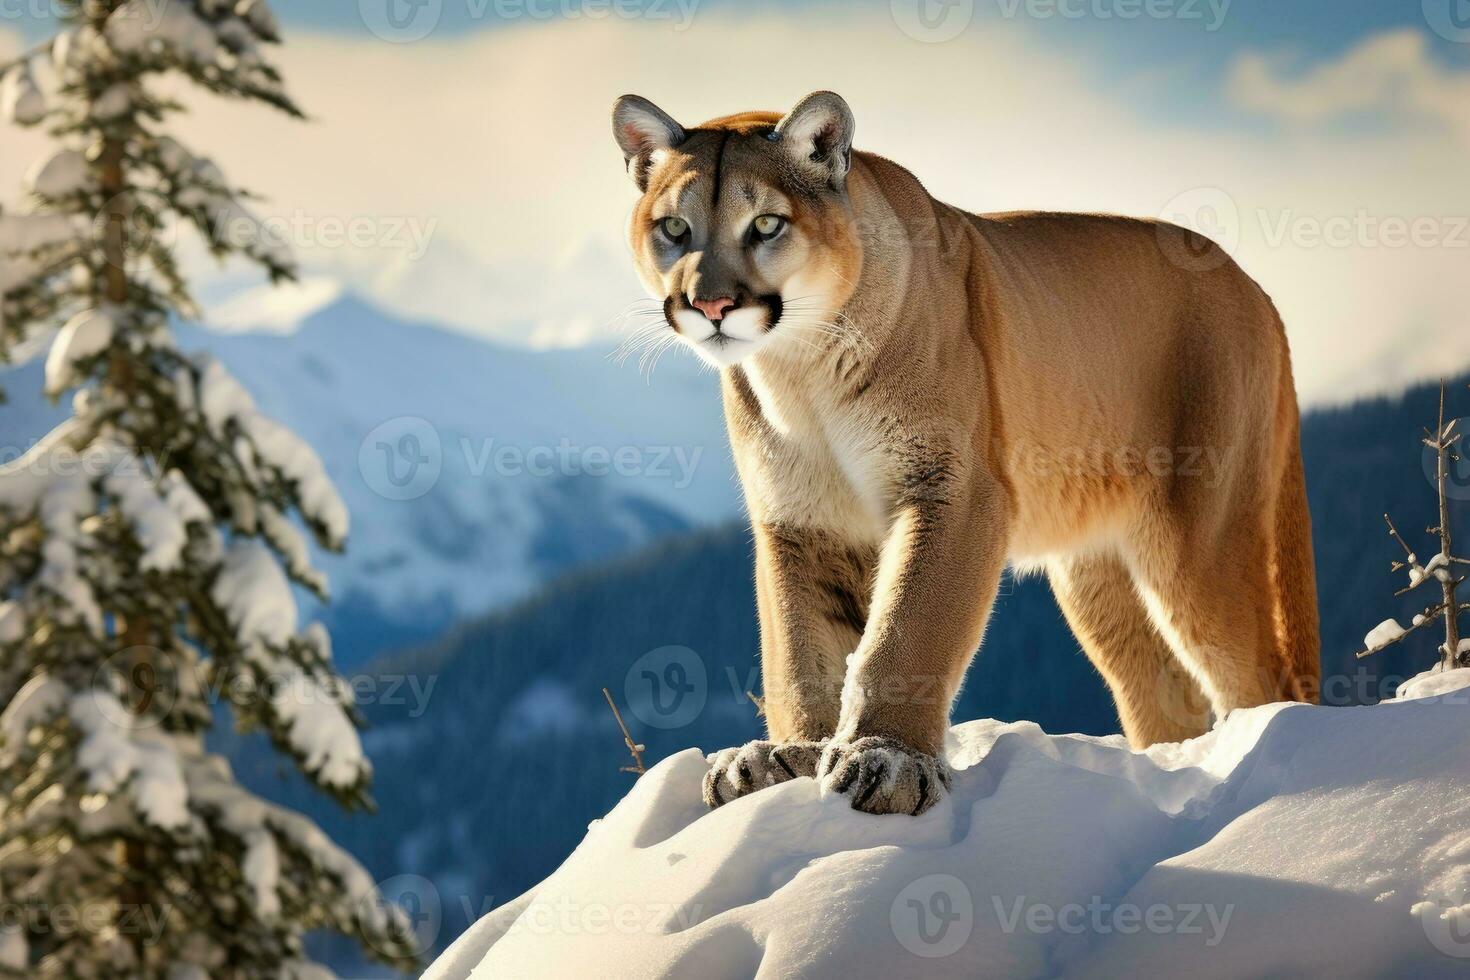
[751,214,787,242]
[658,216,689,241]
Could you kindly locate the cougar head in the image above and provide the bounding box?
[612,91,862,368]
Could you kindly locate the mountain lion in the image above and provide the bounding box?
[611,91,1319,816]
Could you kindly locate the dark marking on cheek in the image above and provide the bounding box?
[663,294,679,333]
[759,293,783,332]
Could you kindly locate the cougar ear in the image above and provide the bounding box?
[772,91,854,190]
[612,95,686,189]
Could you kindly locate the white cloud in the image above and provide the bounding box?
[1228,29,1470,145]
[2,18,1467,404]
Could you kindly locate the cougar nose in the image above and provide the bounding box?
[692,296,736,322]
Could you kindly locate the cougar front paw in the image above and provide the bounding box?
[702,740,824,809]
[818,736,950,816]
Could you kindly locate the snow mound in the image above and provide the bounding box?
[430,669,1470,979]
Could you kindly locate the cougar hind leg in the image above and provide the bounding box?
[1127,482,1298,719]
[1048,551,1210,747]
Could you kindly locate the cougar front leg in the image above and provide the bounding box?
[703,523,875,809]
[820,465,1008,815]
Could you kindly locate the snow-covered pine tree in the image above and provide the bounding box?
[0,2,418,976]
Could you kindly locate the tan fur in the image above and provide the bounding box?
[612,93,1320,815]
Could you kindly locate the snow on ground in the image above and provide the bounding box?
[428,667,1470,979]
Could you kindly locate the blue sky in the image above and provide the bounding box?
[275,0,1470,76]
[237,0,1470,135]
[9,1,1468,130]
[19,0,1463,75]
[276,0,1455,49]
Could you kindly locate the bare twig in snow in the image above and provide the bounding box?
[602,687,647,776]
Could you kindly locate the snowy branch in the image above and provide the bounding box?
[1356,383,1469,670]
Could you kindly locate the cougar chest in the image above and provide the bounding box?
[743,362,888,532]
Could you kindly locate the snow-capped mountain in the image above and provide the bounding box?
[0,285,738,664]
